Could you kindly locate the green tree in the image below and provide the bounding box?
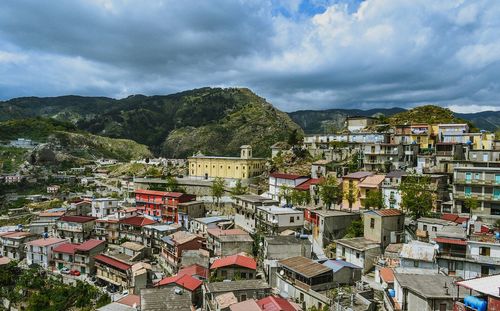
[399,174,434,219]
[363,190,384,209]
[348,152,361,172]
[287,129,302,146]
[290,190,311,206]
[344,219,364,238]
[165,175,184,193]
[230,179,248,197]
[318,175,341,209]
[344,182,358,212]
[279,184,292,205]
[211,177,225,208]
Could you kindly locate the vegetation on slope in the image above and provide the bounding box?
[1,88,303,157]
[386,105,475,128]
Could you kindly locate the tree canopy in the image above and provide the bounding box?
[399,174,434,219]
[318,175,341,209]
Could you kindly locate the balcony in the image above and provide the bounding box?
[57,225,83,232]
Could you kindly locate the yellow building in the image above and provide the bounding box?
[188,145,267,180]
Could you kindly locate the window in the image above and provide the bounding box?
[448,261,456,273]
[296,216,300,220]
[299,293,304,302]
[413,261,419,268]
[240,294,247,301]
[290,217,295,223]
[342,247,345,257]
[432,226,437,232]
[464,186,472,197]
[465,172,472,181]
[474,173,480,180]
[356,252,360,259]
[370,218,375,229]
[479,247,490,256]
[481,266,489,276]
[439,303,447,311]
[496,174,500,184]
[241,272,247,279]
[423,224,428,231]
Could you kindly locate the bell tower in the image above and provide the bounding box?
[240,145,252,159]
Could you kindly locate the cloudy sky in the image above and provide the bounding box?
[0,0,499,112]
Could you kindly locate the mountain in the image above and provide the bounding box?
[0,88,302,158]
[288,107,405,133]
[456,111,500,133]
[0,118,152,167]
[289,106,500,133]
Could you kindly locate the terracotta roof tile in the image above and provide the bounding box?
[155,274,202,291]
[211,254,256,270]
[94,254,131,271]
[379,267,395,283]
[119,216,156,227]
[270,172,307,180]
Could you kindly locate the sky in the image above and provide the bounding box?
[0,0,499,113]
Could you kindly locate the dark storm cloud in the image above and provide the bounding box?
[0,0,499,113]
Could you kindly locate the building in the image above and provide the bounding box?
[358,174,386,208]
[454,274,500,311]
[135,189,196,223]
[416,217,457,242]
[347,116,378,132]
[94,218,120,244]
[381,170,407,209]
[25,237,68,268]
[95,253,151,294]
[206,228,253,257]
[177,201,205,229]
[304,209,360,249]
[276,256,333,310]
[268,173,309,202]
[118,216,157,243]
[155,273,203,307]
[399,241,438,271]
[363,209,404,249]
[141,287,193,311]
[204,280,272,311]
[322,259,362,285]
[392,273,465,311]
[335,237,381,273]
[256,206,304,235]
[341,171,374,211]
[466,234,500,277]
[53,239,106,274]
[362,144,403,172]
[188,145,267,180]
[262,235,312,287]
[47,185,60,194]
[142,223,181,252]
[56,216,97,243]
[91,198,119,218]
[233,195,277,233]
[189,216,231,236]
[210,254,257,281]
[160,231,203,274]
[0,231,38,260]
[453,166,500,222]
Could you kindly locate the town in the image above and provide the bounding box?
[0,115,499,311]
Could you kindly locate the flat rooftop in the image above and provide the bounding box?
[206,280,271,293]
[257,206,302,215]
[264,235,312,246]
[234,194,277,203]
[335,237,380,251]
[395,273,466,299]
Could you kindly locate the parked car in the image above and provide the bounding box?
[60,267,70,274]
[70,270,81,276]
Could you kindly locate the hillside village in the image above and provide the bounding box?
[1,113,500,311]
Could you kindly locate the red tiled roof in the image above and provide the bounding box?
[116,294,140,308]
[374,209,403,217]
[379,267,395,283]
[294,178,321,191]
[257,296,300,311]
[155,274,202,291]
[1,232,33,238]
[178,264,208,279]
[343,171,374,179]
[59,216,97,223]
[434,237,467,246]
[270,172,306,180]
[441,213,469,224]
[207,228,249,238]
[210,254,256,270]
[26,238,67,247]
[53,243,79,254]
[94,254,131,271]
[119,216,156,227]
[75,239,105,251]
[135,189,187,198]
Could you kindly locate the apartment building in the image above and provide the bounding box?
[91,198,119,218]
[0,231,38,260]
[26,237,68,268]
[255,206,304,235]
[453,167,500,221]
[53,239,106,274]
[233,195,277,233]
[135,189,196,223]
[56,216,97,243]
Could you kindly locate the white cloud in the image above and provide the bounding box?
[0,0,499,113]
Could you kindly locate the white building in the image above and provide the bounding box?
[91,198,119,218]
[233,195,277,234]
[335,237,381,273]
[256,206,304,235]
[26,237,68,268]
[268,173,309,203]
[381,171,406,209]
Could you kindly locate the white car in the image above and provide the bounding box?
[60,267,70,274]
